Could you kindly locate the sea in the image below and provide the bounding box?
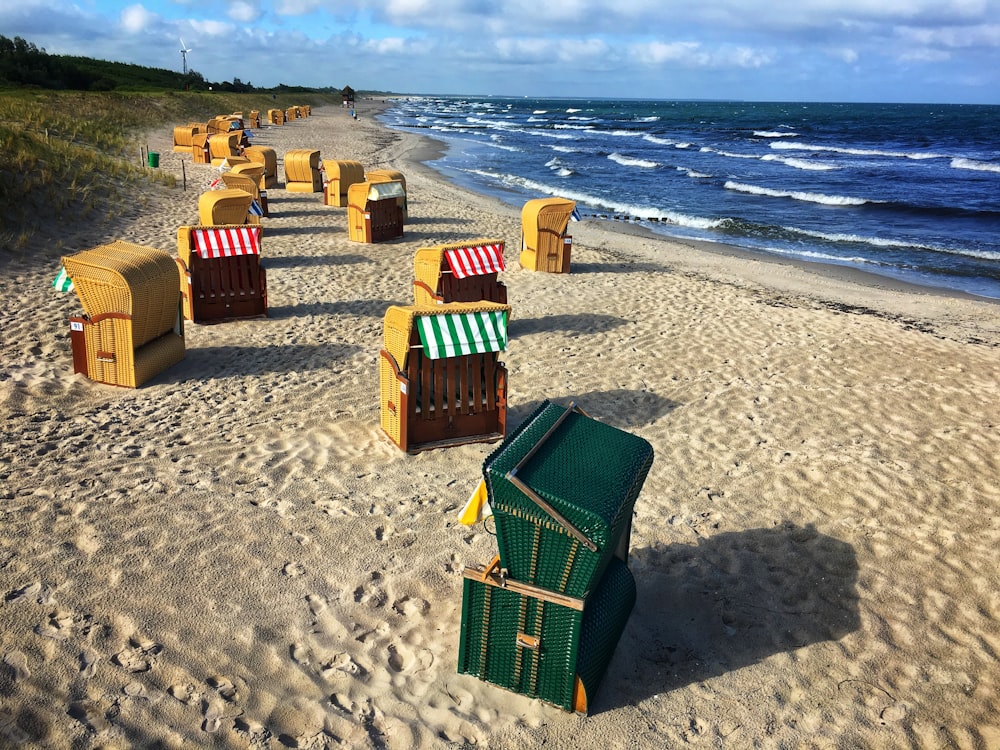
[378,98,1000,300]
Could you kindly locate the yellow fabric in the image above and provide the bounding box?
[457,479,492,525]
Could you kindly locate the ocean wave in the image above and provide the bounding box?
[769,141,946,160]
[701,147,758,160]
[755,130,798,138]
[643,134,676,146]
[677,167,712,179]
[724,181,871,206]
[760,154,839,171]
[789,228,1000,261]
[566,108,582,113]
[951,157,1000,173]
[549,145,584,153]
[463,169,723,228]
[609,153,660,169]
[545,157,575,177]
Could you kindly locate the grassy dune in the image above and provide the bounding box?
[0,89,340,254]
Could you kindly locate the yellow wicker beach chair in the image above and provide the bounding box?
[520,197,575,273]
[322,160,365,207]
[191,133,212,164]
[63,241,185,388]
[248,110,261,129]
[208,133,244,166]
[347,180,405,242]
[366,169,408,219]
[267,109,284,125]
[284,149,323,192]
[198,189,257,226]
[379,301,510,452]
[285,107,298,122]
[243,146,278,189]
[173,125,200,152]
[413,240,507,305]
[176,225,266,323]
[220,172,266,216]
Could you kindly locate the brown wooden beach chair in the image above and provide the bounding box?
[379,301,510,452]
[198,189,257,226]
[284,149,323,192]
[366,169,408,219]
[62,241,185,388]
[520,197,575,273]
[413,239,507,305]
[176,225,266,323]
[347,180,405,243]
[322,160,365,207]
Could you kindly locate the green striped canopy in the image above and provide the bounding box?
[416,310,508,359]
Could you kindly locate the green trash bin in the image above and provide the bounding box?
[147,152,160,168]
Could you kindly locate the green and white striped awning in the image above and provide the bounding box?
[416,310,508,360]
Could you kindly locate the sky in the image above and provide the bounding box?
[2,0,999,104]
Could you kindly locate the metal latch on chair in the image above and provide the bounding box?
[516,633,540,651]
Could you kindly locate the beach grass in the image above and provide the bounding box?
[0,89,339,255]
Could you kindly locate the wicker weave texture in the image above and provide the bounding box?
[284,149,322,192]
[244,147,277,188]
[198,189,252,226]
[457,557,635,712]
[520,197,575,272]
[484,400,653,596]
[220,173,261,202]
[323,160,365,207]
[63,242,180,348]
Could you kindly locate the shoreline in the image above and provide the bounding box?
[1,101,998,749]
[366,97,1000,346]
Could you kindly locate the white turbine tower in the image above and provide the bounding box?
[179,38,192,74]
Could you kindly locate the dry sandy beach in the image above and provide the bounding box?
[2,100,999,749]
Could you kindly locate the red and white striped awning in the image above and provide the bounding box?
[192,226,261,258]
[444,242,505,279]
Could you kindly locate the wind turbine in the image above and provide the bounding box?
[179,37,192,74]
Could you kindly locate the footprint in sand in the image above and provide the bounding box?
[282,562,305,577]
[67,700,110,734]
[3,651,30,681]
[202,699,224,733]
[4,582,42,604]
[79,649,99,678]
[113,638,162,673]
[207,676,239,702]
[168,683,203,706]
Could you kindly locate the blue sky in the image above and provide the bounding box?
[3,0,999,103]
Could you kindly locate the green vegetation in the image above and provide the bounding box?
[0,36,346,254]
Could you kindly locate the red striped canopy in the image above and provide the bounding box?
[444,243,505,279]
[192,227,261,258]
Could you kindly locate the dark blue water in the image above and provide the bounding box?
[379,98,1000,299]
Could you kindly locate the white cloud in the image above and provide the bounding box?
[228,1,261,23]
[120,4,157,34]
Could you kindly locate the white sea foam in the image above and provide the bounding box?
[760,154,838,171]
[533,110,548,114]
[951,157,1000,173]
[724,181,870,206]
[770,141,945,160]
[608,129,644,138]
[549,145,583,153]
[643,135,676,146]
[464,169,723,229]
[677,167,712,179]
[609,153,660,169]
[755,130,798,138]
[566,108,582,113]
[702,147,758,160]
